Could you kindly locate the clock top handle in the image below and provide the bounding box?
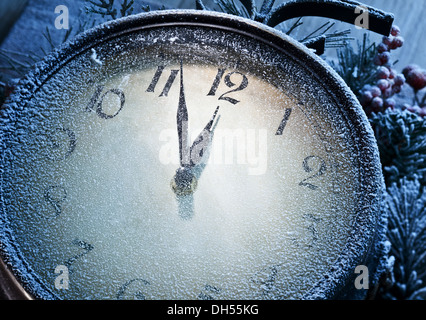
[264,0,394,36]
[197,0,394,36]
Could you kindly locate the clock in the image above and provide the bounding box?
[0,10,385,300]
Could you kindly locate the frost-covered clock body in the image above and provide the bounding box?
[0,11,384,300]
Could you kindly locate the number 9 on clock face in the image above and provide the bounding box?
[0,11,383,300]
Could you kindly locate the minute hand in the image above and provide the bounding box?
[177,62,190,167]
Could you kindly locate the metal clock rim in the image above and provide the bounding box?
[0,9,385,300]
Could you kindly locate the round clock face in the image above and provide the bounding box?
[0,11,382,300]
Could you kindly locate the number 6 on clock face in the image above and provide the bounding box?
[0,11,384,300]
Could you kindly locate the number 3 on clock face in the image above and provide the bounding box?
[0,11,383,300]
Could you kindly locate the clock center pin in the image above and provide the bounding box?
[171,167,198,196]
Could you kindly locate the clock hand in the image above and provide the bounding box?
[172,61,196,196]
[171,107,220,197]
[177,60,190,167]
[172,63,220,197]
[189,106,220,167]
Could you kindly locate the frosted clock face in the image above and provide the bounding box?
[0,11,383,300]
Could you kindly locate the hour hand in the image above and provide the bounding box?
[190,106,220,167]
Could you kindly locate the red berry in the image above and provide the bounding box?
[361,84,372,92]
[371,97,384,110]
[384,98,396,109]
[394,74,405,86]
[402,64,420,77]
[406,69,426,90]
[389,69,396,79]
[370,86,381,97]
[390,25,401,36]
[392,36,404,49]
[388,40,397,50]
[362,90,373,100]
[374,53,389,66]
[382,36,392,46]
[372,96,383,106]
[377,66,390,79]
[379,52,390,65]
[377,79,390,91]
[383,87,393,98]
[377,43,389,53]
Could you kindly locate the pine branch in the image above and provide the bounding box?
[370,109,426,187]
[119,0,134,17]
[215,0,250,18]
[377,177,426,300]
[300,21,334,42]
[329,33,377,98]
[324,29,353,48]
[85,0,117,19]
[284,17,303,36]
